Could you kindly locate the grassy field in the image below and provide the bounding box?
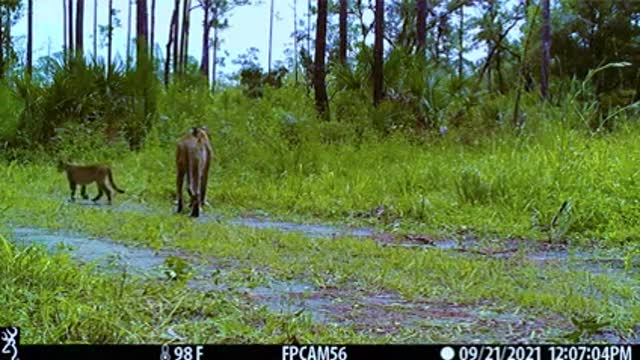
[0,231,385,344]
[3,88,640,343]
[9,88,640,245]
[2,180,639,342]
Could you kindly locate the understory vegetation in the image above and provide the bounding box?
[3,0,640,344]
[2,62,640,342]
[3,72,640,245]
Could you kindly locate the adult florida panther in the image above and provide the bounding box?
[175,126,213,217]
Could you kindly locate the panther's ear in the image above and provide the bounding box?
[191,127,199,136]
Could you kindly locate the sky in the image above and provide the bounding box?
[11,1,492,81]
[12,0,303,79]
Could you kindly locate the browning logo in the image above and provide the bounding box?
[0,327,19,360]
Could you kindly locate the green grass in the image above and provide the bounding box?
[15,113,640,245]
[8,87,640,244]
[4,87,640,342]
[0,233,389,344]
[1,179,639,337]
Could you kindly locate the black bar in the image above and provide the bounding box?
[14,344,640,360]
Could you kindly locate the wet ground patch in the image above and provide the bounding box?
[6,195,640,342]
[6,225,588,342]
[61,197,639,278]
[229,217,376,239]
[30,197,640,300]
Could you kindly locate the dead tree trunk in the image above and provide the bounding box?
[314,0,329,120]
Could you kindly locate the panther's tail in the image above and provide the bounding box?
[108,169,126,193]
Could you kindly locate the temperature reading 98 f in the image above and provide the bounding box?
[160,345,204,360]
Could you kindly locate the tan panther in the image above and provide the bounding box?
[57,160,125,204]
[175,126,213,217]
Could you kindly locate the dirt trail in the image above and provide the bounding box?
[59,199,640,280]
[9,225,579,342]
[229,217,376,238]
[7,198,640,342]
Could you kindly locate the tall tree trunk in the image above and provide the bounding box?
[68,0,74,56]
[4,10,10,58]
[150,0,155,63]
[108,0,113,76]
[458,4,463,78]
[294,0,298,83]
[339,0,347,64]
[126,0,132,70]
[93,0,97,60]
[268,0,274,72]
[133,0,150,151]
[541,0,550,100]
[180,0,191,74]
[513,4,539,128]
[416,0,426,53]
[211,24,218,93]
[2,10,8,77]
[0,12,3,80]
[200,0,210,79]
[26,0,33,79]
[314,0,329,120]
[3,9,10,76]
[355,0,367,45]
[136,0,148,68]
[373,0,384,107]
[497,51,504,93]
[184,0,192,72]
[486,39,491,91]
[76,0,84,57]
[307,0,311,52]
[172,0,180,75]
[63,0,67,59]
[165,6,177,86]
